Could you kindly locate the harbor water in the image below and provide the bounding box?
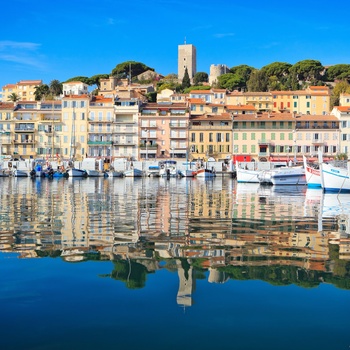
[1,176,350,350]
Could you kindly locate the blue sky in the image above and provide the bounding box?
[1,0,349,89]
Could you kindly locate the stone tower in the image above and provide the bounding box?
[209,64,230,85]
[178,40,197,83]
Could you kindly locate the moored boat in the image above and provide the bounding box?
[196,167,216,178]
[123,168,144,177]
[235,161,260,183]
[320,161,350,193]
[258,166,306,186]
[303,155,322,188]
[66,168,88,177]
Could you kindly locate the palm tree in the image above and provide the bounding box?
[7,92,20,103]
[34,84,50,101]
[49,79,63,97]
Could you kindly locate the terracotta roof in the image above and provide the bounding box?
[0,102,14,110]
[189,90,213,94]
[243,92,272,96]
[333,106,350,112]
[2,84,16,89]
[17,80,42,85]
[190,113,232,121]
[62,94,90,99]
[188,98,206,104]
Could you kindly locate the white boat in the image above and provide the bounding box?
[258,166,306,185]
[320,161,350,193]
[107,170,124,178]
[235,162,260,183]
[196,167,216,178]
[303,155,322,188]
[159,160,179,177]
[12,169,29,177]
[67,168,87,177]
[123,168,144,177]
[147,165,161,177]
[180,169,198,178]
[0,162,10,177]
[86,169,107,177]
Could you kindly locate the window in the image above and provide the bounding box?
[226,133,230,142]
[280,133,285,140]
[243,133,247,140]
[216,133,222,142]
[200,133,203,142]
[251,133,255,140]
[191,133,195,142]
[209,133,213,142]
[271,133,275,140]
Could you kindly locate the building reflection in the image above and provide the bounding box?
[0,177,350,307]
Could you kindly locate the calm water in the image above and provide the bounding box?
[1,176,350,350]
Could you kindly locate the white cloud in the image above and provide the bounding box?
[0,40,45,69]
[0,40,40,51]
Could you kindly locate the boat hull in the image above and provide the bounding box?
[67,168,87,177]
[196,168,216,178]
[259,167,306,186]
[321,162,350,193]
[123,168,144,177]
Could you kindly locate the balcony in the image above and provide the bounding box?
[258,139,272,145]
[87,141,113,145]
[13,139,35,144]
[169,122,188,128]
[113,140,136,146]
[312,138,324,145]
[14,126,35,132]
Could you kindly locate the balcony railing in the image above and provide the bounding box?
[113,140,136,146]
[87,141,113,145]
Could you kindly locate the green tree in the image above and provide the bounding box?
[261,62,292,79]
[34,84,50,101]
[183,85,211,93]
[230,64,255,89]
[217,73,244,91]
[331,80,350,107]
[64,76,91,85]
[326,64,350,82]
[7,92,20,103]
[111,61,153,80]
[289,59,324,84]
[193,72,208,85]
[49,79,63,97]
[247,70,268,92]
[89,74,109,88]
[181,67,191,90]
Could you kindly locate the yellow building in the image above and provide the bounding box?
[87,95,115,158]
[0,102,13,157]
[243,91,273,112]
[271,86,330,115]
[2,80,42,102]
[188,112,232,161]
[232,112,339,162]
[61,94,90,160]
